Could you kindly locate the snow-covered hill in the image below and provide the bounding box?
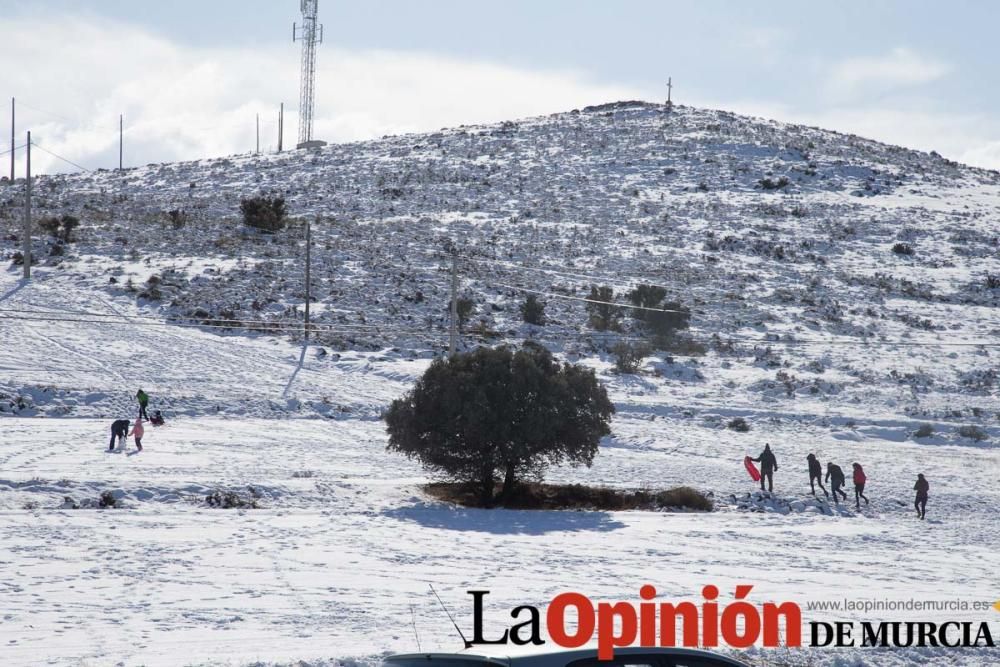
[1,102,999,666]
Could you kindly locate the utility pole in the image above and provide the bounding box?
[278,103,284,153]
[256,113,260,155]
[9,97,13,183]
[22,131,31,279]
[119,114,123,171]
[304,216,313,341]
[448,250,458,356]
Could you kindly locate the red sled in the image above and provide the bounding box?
[744,456,761,482]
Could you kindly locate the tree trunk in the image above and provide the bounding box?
[500,461,517,503]
[479,472,495,507]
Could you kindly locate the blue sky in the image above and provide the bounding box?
[3,0,999,172]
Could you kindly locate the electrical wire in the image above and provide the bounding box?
[29,142,92,172]
[1,308,996,348]
[0,142,28,158]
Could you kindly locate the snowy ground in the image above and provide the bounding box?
[1,103,999,665]
[2,269,999,666]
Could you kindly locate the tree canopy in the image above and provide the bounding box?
[385,345,615,505]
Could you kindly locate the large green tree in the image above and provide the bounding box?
[385,345,615,505]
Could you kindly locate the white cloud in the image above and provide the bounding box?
[825,47,951,101]
[1,16,645,175]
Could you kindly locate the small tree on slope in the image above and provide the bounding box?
[384,345,615,505]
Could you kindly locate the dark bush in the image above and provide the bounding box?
[727,417,750,432]
[986,274,1000,289]
[59,215,79,242]
[455,297,475,329]
[655,486,714,511]
[627,284,667,313]
[206,489,261,508]
[39,215,79,242]
[38,216,62,238]
[645,301,692,346]
[138,286,162,301]
[425,482,712,511]
[913,423,935,438]
[612,341,649,374]
[98,491,117,508]
[892,242,914,256]
[759,176,790,190]
[385,345,614,505]
[167,209,188,229]
[520,294,546,325]
[240,195,287,232]
[664,336,707,356]
[625,285,691,346]
[958,425,988,442]
[586,285,622,331]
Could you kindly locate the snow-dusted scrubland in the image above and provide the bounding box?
[1,102,998,666]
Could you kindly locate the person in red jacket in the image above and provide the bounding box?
[852,462,869,509]
[128,417,144,452]
[914,473,929,519]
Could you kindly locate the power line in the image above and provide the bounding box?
[29,141,91,172]
[0,142,27,158]
[2,308,996,349]
[0,306,435,334]
[14,99,79,124]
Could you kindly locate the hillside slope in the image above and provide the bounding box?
[1,102,999,666]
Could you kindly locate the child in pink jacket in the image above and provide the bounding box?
[129,418,145,452]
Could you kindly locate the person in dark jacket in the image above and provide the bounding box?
[914,473,929,519]
[807,453,828,498]
[751,443,778,492]
[108,419,130,451]
[149,410,165,426]
[852,463,869,509]
[825,461,848,503]
[136,389,150,420]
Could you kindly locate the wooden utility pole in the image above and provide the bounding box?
[304,217,313,341]
[22,131,31,279]
[278,103,284,153]
[9,97,13,183]
[448,250,458,356]
[119,114,123,171]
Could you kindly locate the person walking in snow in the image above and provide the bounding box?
[108,419,130,451]
[914,473,929,520]
[136,389,150,421]
[852,462,869,509]
[807,453,828,498]
[751,443,778,493]
[825,461,848,503]
[128,417,144,452]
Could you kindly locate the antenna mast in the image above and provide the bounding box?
[293,0,327,149]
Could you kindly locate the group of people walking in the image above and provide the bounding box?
[106,389,164,453]
[750,444,931,520]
